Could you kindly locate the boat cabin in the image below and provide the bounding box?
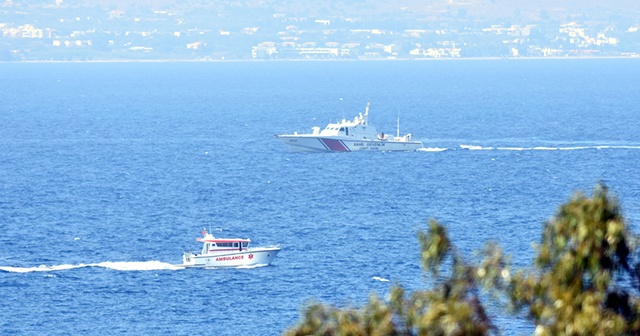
[317,102,381,139]
[319,116,378,138]
[197,235,251,254]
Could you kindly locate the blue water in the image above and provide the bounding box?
[1,59,640,335]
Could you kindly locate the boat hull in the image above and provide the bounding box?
[275,135,423,152]
[182,247,280,268]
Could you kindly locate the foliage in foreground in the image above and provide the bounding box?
[284,184,640,335]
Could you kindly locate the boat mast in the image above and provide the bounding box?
[364,101,370,125]
[396,114,400,138]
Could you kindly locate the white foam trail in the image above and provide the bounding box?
[460,144,496,150]
[95,261,182,271]
[0,261,181,273]
[595,145,640,149]
[460,144,484,150]
[558,146,590,150]
[418,147,448,152]
[459,144,640,151]
[372,276,390,282]
[497,147,527,151]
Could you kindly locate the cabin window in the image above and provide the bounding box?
[242,242,248,247]
[233,242,239,248]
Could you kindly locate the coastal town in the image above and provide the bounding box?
[2,0,640,61]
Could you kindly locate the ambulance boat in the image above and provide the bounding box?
[181,229,280,268]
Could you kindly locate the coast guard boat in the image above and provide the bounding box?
[181,229,280,268]
[274,102,423,152]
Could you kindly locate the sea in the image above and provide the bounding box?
[1,59,639,335]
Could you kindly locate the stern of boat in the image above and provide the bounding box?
[182,252,195,266]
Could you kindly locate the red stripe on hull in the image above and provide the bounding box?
[320,138,350,151]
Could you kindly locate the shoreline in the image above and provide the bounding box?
[2,55,639,64]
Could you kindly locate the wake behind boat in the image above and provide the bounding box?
[181,229,280,268]
[274,102,423,152]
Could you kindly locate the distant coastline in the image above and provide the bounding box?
[3,55,639,64]
[4,1,640,64]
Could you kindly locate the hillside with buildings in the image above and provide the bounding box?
[2,0,640,61]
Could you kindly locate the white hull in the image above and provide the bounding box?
[275,135,423,153]
[182,247,280,268]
